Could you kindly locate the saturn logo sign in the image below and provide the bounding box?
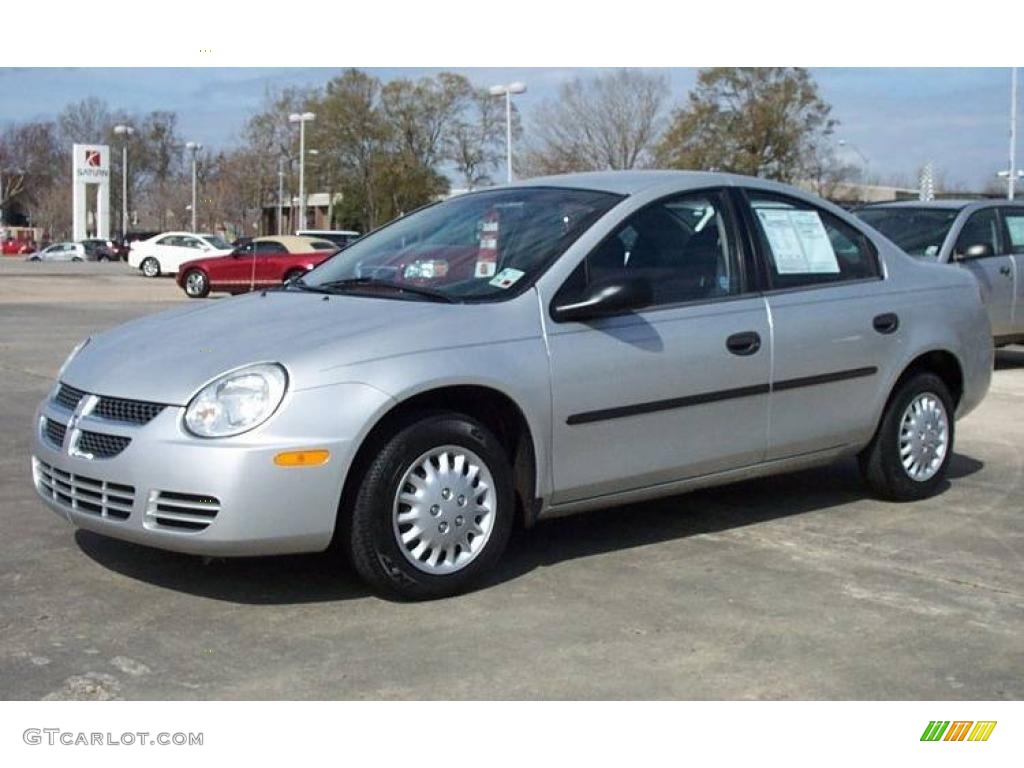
[85,149,102,167]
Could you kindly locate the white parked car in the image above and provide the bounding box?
[128,232,233,277]
[27,242,86,262]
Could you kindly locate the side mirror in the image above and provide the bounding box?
[958,243,994,260]
[551,277,653,322]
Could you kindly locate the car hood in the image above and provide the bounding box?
[61,290,538,405]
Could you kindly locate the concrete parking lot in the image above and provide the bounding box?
[1,259,1022,700]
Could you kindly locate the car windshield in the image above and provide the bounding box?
[299,187,623,300]
[203,235,231,250]
[856,207,960,258]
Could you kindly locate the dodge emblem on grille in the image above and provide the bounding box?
[66,394,99,458]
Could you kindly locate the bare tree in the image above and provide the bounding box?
[522,69,669,176]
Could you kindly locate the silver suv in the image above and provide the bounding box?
[32,172,992,599]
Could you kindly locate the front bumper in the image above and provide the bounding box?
[31,382,393,556]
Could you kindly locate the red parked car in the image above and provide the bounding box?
[175,235,337,298]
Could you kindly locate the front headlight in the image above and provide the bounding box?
[184,363,288,438]
[58,338,90,379]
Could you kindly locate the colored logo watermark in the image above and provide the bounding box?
[921,721,997,742]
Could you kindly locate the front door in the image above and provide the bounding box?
[999,207,1024,335]
[545,189,771,504]
[953,208,1014,338]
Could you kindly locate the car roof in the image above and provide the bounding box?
[860,199,1023,211]
[510,170,751,196]
[254,235,332,251]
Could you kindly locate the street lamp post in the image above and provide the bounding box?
[185,141,202,232]
[837,138,870,178]
[1009,67,1018,201]
[488,82,526,184]
[113,125,134,237]
[288,112,316,230]
[277,157,285,236]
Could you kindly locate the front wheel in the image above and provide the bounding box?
[859,371,954,501]
[348,413,515,600]
[183,269,210,298]
[140,257,160,278]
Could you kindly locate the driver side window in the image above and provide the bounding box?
[564,190,741,309]
[955,209,1000,257]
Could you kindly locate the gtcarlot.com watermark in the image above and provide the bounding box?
[23,729,203,746]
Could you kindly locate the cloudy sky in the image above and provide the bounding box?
[0,67,1015,190]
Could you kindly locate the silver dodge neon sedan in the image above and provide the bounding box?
[32,171,993,599]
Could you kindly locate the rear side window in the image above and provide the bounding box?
[1001,209,1024,255]
[747,191,879,289]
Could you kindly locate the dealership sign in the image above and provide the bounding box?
[72,143,110,240]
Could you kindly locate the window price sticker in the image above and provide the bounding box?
[757,208,839,274]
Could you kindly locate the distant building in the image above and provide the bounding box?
[261,192,341,235]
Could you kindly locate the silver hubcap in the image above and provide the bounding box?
[899,392,949,482]
[186,271,205,295]
[142,260,157,277]
[392,445,496,575]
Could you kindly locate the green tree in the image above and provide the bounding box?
[656,67,836,181]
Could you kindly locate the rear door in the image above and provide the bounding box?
[545,188,771,504]
[952,207,1014,337]
[998,206,1024,335]
[740,189,900,460]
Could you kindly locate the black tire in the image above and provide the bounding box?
[283,268,305,284]
[859,371,955,501]
[348,412,515,600]
[140,257,160,278]
[71,257,84,262]
[183,269,210,298]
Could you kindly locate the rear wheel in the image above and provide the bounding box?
[183,269,210,298]
[140,257,160,278]
[859,371,954,501]
[348,412,514,600]
[283,268,305,284]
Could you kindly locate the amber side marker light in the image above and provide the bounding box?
[274,449,330,467]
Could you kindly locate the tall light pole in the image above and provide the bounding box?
[489,82,526,184]
[837,138,870,178]
[1009,67,1018,201]
[185,141,202,232]
[288,112,315,230]
[277,156,285,236]
[113,125,134,237]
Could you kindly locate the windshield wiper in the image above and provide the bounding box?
[316,277,458,303]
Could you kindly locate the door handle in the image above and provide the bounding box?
[1000,265,1012,276]
[873,312,899,335]
[726,331,761,356]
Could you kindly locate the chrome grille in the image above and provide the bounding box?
[33,458,134,520]
[53,382,166,425]
[93,396,165,425]
[145,491,220,532]
[55,383,85,411]
[44,418,66,448]
[77,430,131,459]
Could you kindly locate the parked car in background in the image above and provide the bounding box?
[114,231,161,261]
[27,242,86,262]
[856,200,1024,346]
[3,237,35,256]
[33,172,992,599]
[128,232,234,277]
[80,238,118,261]
[176,235,337,298]
[295,229,360,248]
